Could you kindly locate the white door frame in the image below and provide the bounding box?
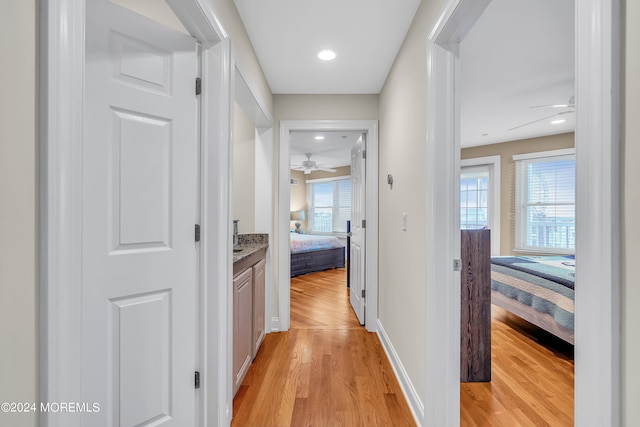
[425,0,620,426]
[278,120,379,332]
[40,1,237,426]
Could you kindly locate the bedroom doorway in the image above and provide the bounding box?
[457,1,576,423]
[278,120,379,332]
[425,0,621,425]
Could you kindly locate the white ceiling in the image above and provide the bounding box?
[290,131,362,170]
[233,0,574,164]
[461,0,575,147]
[233,0,422,94]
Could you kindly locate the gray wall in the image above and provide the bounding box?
[0,2,38,427]
[378,0,447,405]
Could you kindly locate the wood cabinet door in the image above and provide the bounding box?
[252,259,266,357]
[233,268,253,394]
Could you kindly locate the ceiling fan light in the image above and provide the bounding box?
[317,49,337,61]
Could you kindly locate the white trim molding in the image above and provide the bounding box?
[376,319,423,426]
[278,120,379,332]
[40,2,86,426]
[512,148,575,161]
[425,2,491,425]
[304,176,351,184]
[574,0,621,425]
[201,38,234,427]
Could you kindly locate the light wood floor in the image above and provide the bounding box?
[461,306,574,426]
[231,267,574,426]
[232,268,416,426]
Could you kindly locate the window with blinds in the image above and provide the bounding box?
[514,149,575,253]
[461,166,490,230]
[307,177,351,233]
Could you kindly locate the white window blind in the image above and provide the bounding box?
[307,177,351,233]
[514,149,575,253]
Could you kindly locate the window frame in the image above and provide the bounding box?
[306,175,352,235]
[513,148,575,254]
[460,155,501,255]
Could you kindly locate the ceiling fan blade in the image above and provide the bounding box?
[529,103,574,109]
[508,111,573,131]
[317,167,336,173]
[529,95,575,109]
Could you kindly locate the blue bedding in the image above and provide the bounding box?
[491,255,575,331]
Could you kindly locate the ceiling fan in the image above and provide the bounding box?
[291,153,336,175]
[508,95,575,131]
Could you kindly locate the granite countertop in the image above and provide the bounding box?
[233,233,268,264]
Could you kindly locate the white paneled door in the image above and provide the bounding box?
[349,134,366,325]
[83,1,199,425]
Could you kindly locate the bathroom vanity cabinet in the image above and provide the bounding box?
[232,239,267,395]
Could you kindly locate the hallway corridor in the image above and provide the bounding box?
[231,268,417,426]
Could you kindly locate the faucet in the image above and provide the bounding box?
[233,220,239,246]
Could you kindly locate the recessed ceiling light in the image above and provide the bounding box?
[314,136,325,140]
[551,119,566,125]
[317,49,337,61]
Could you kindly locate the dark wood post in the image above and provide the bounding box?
[460,229,491,382]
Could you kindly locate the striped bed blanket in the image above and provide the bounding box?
[491,255,575,331]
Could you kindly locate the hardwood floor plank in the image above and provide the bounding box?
[384,393,417,427]
[289,397,309,427]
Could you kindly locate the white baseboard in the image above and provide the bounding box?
[376,319,424,426]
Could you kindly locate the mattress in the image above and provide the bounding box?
[491,255,575,331]
[290,233,344,254]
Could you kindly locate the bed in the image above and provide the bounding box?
[491,255,575,344]
[290,233,345,277]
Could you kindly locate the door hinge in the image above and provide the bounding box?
[453,259,462,271]
[195,224,201,242]
[362,149,367,159]
[361,289,366,298]
[194,371,200,389]
[361,219,366,228]
[195,77,202,95]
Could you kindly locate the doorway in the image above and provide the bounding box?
[289,130,365,324]
[278,120,379,332]
[425,0,621,425]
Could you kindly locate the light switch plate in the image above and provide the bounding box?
[402,213,407,231]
